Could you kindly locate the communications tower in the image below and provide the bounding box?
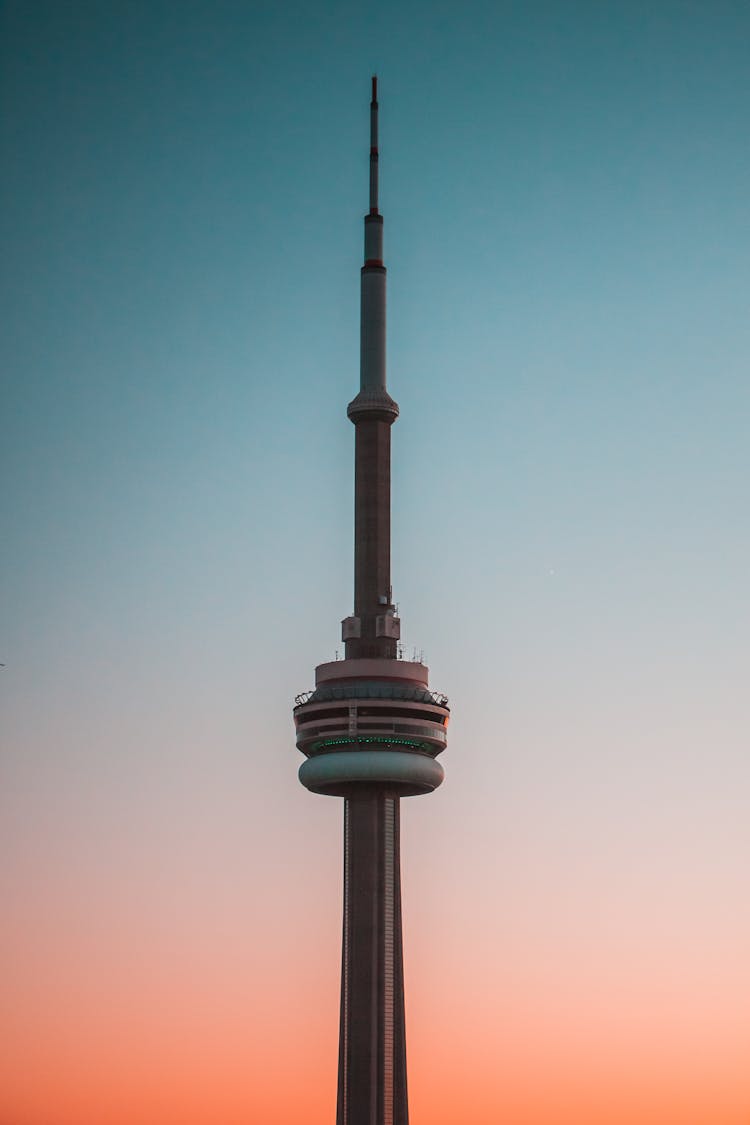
[293,78,449,1125]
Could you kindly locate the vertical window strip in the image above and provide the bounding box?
[383,797,395,1125]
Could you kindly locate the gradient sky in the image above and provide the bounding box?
[2,2,749,1123]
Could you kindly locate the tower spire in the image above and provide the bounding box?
[370,75,379,215]
[346,74,398,658]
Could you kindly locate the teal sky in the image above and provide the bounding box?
[2,2,749,1121]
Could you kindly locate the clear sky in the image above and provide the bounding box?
[2,2,749,1123]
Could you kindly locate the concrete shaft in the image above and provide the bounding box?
[360,263,386,390]
[337,790,408,1125]
[346,415,396,659]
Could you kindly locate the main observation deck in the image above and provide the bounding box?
[294,659,449,796]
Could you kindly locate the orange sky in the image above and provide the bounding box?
[4,885,749,1125]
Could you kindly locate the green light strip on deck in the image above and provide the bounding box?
[311,736,433,753]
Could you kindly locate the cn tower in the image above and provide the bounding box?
[293,78,449,1125]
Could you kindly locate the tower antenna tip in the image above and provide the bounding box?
[372,75,377,101]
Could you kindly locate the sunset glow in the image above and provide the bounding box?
[2,1,749,1122]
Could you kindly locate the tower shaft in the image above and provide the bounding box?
[353,417,395,656]
[337,791,408,1125]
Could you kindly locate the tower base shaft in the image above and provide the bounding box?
[337,789,408,1125]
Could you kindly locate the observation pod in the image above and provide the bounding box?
[294,658,449,797]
